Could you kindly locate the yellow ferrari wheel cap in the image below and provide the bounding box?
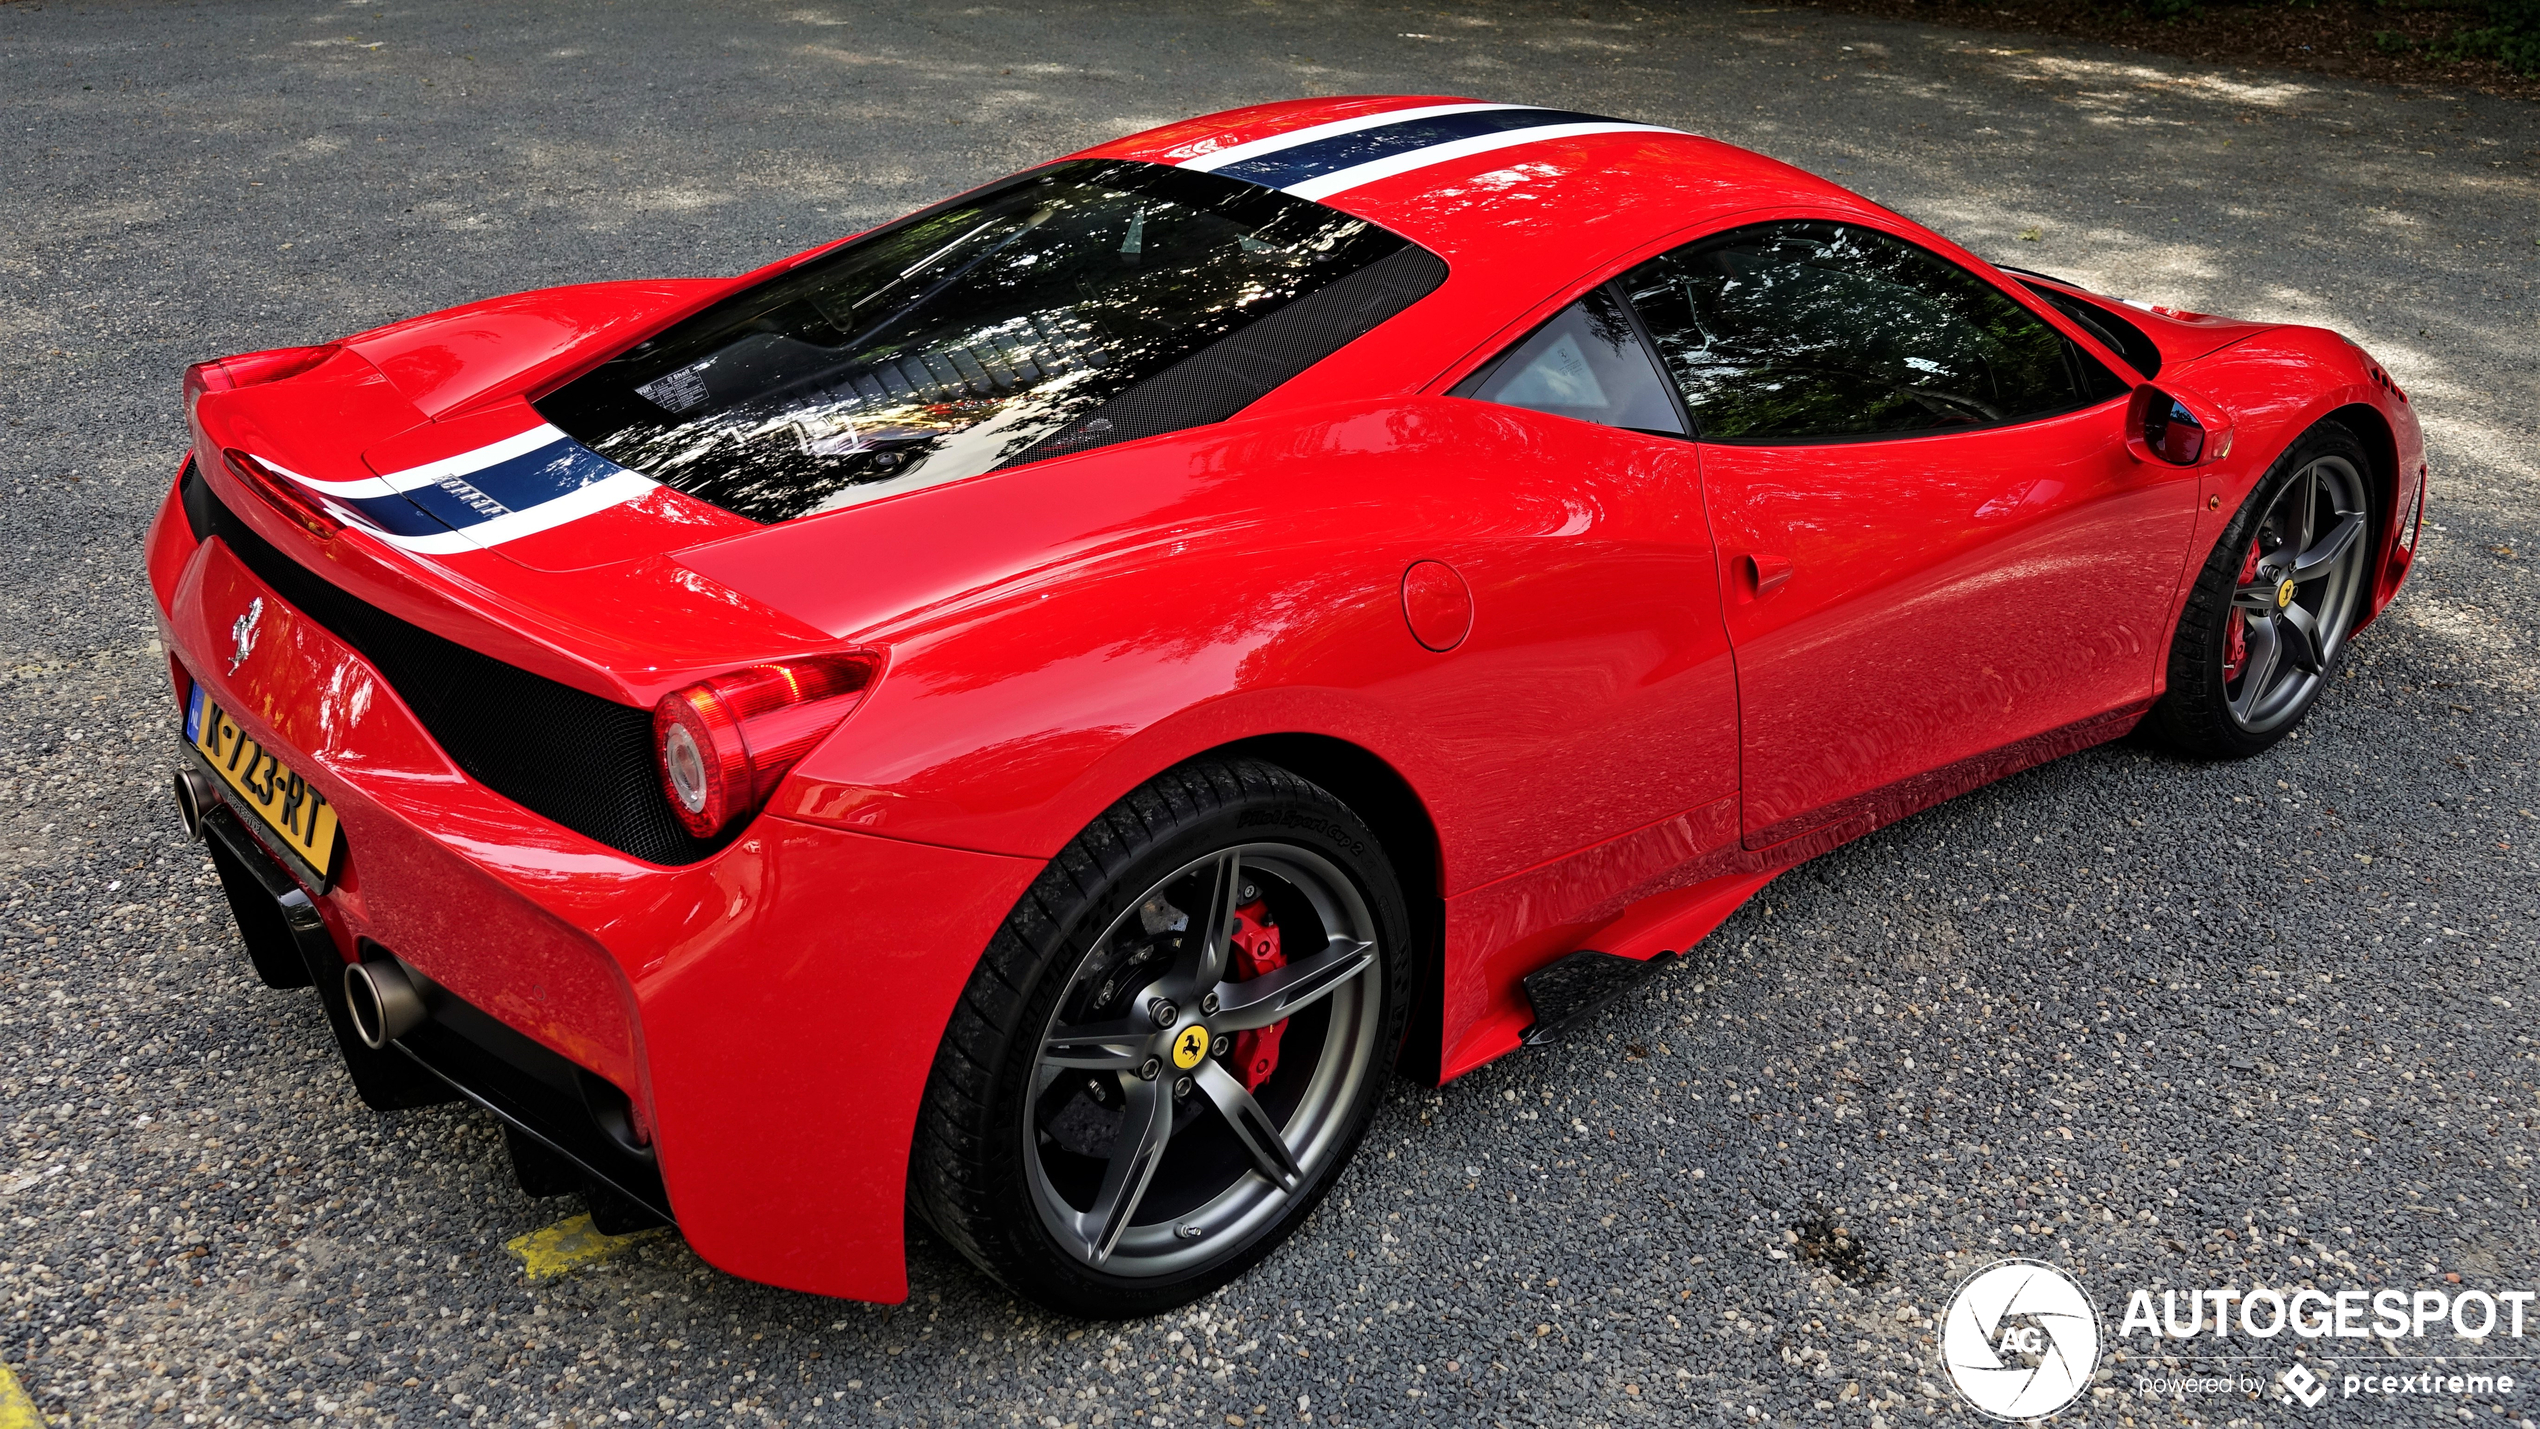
[2276,578,2296,609]
[1172,1025,1211,1070]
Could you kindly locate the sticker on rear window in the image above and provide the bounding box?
[636,364,711,414]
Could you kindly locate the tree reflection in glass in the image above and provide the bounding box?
[539,160,1409,522]
[1621,221,2115,441]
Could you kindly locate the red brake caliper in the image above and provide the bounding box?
[1227,900,1286,1092]
[2223,538,2263,681]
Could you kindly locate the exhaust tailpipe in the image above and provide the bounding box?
[345,959,426,1049]
[172,767,218,840]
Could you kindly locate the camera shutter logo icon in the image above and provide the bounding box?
[1940,1259,2101,1419]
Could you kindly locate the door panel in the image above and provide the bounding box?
[1700,406,2197,846]
[1398,400,1741,1080]
[1398,401,1739,886]
[1612,214,2199,847]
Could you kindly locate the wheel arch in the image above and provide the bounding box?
[2173,323,2416,633]
[1200,732,1451,1085]
[2320,400,2397,547]
[2316,400,2410,630]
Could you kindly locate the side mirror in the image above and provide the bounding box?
[2126,385,2232,467]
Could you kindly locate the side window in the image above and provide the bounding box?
[1452,285,1685,436]
[1620,221,2120,441]
[2016,278,2162,379]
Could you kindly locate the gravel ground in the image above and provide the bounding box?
[3,2,2535,1427]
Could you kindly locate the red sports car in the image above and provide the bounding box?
[150,96,2424,1315]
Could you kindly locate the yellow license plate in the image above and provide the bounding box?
[186,683,341,879]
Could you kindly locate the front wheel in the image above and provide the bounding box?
[910,759,1411,1316]
[2148,422,2376,759]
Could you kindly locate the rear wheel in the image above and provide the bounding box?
[910,759,1411,1316]
[2148,423,2375,759]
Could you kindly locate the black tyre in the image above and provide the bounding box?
[2148,421,2376,759]
[910,758,1412,1317]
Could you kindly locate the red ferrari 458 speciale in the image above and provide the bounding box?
[149,96,2424,1314]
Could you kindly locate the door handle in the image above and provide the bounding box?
[1740,553,1794,601]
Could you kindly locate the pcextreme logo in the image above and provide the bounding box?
[2281,1364,2330,1408]
[1940,1258,2103,1420]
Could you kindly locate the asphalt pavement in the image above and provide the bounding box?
[2,2,2535,1426]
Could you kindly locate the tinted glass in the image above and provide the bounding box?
[2016,278,2162,379]
[1452,285,1685,435]
[538,160,1414,522]
[1620,221,2118,441]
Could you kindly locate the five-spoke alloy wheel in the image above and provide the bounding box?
[912,759,1411,1316]
[2152,421,2379,758]
[1028,843,1382,1275]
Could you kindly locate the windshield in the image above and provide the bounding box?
[537,160,1422,523]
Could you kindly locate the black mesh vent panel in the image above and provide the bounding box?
[1005,244,1450,466]
[180,461,725,865]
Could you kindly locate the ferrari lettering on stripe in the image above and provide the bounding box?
[264,424,656,554]
[1179,103,1685,200]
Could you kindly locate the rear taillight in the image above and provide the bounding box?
[183,345,338,419]
[222,447,342,540]
[652,655,883,838]
[186,345,347,541]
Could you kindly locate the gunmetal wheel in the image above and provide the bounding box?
[2150,422,2376,758]
[911,759,1411,1316]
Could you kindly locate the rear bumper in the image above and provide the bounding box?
[196,796,674,1225]
[150,467,1043,1301]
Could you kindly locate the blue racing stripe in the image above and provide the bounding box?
[395,439,627,531]
[1211,107,1628,191]
[330,490,462,537]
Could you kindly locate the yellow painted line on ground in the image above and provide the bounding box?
[505,1213,664,1281]
[0,1357,44,1429]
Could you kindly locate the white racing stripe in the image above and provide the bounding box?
[360,468,658,554]
[1175,102,1521,174]
[1280,121,1684,201]
[247,421,654,554]
[294,423,573,495]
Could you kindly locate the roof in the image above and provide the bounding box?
[1081,96,1867,297]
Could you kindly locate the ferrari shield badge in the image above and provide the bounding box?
[1172,1025,1210,1070]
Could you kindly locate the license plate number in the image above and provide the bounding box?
[187,683,341,879]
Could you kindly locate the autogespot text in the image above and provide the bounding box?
[2119,1284,2538,1342]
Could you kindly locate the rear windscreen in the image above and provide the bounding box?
[536,159,1430,523]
